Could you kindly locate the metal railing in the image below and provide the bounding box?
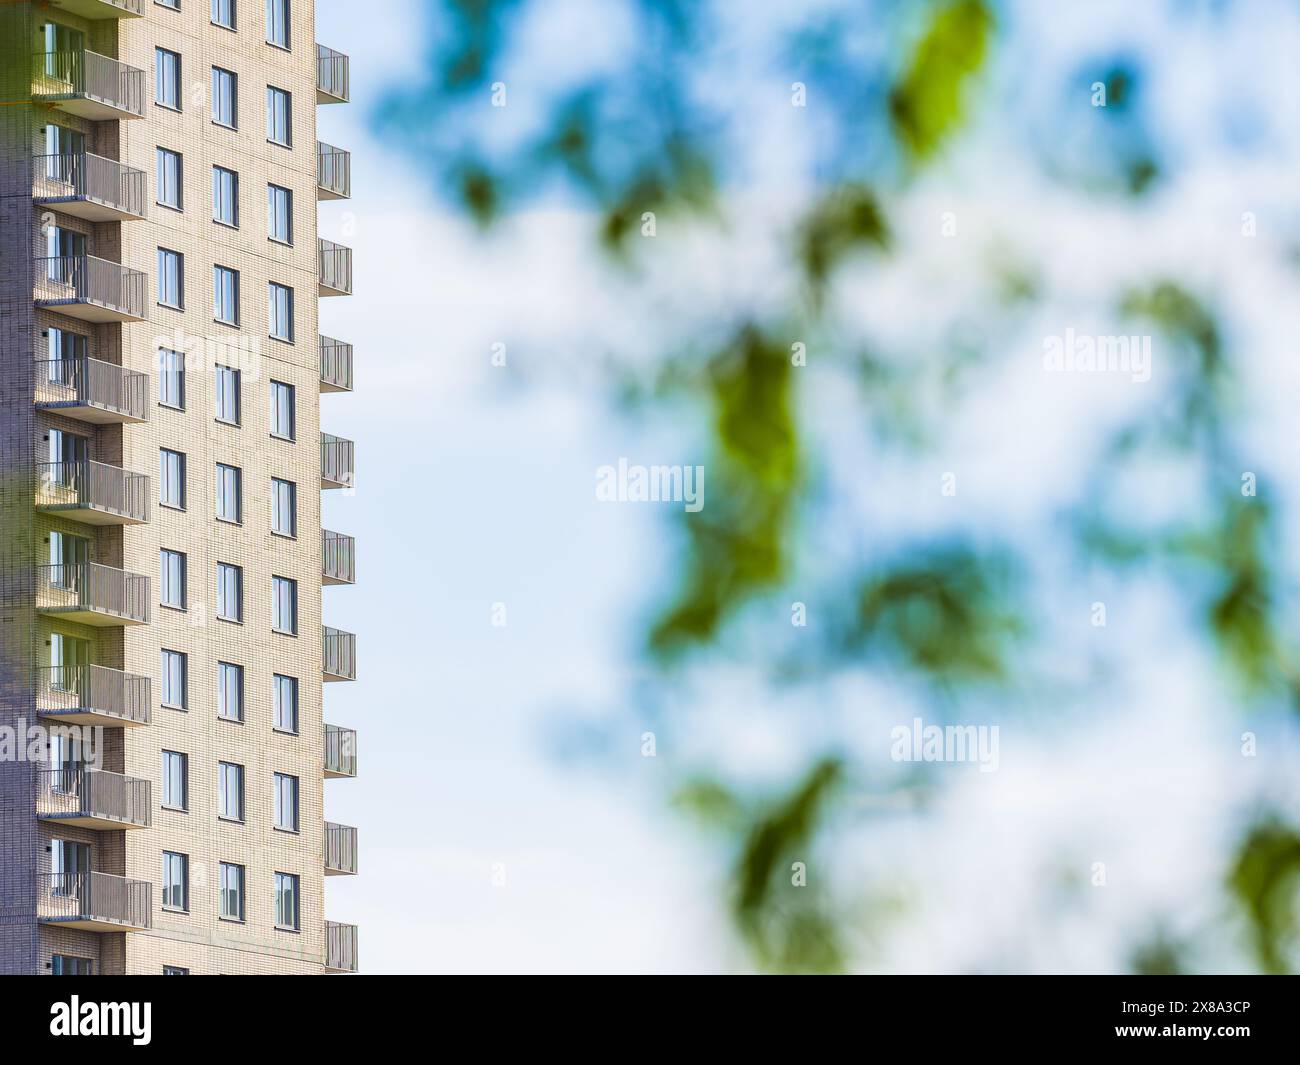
[35,357,149,421]
[320,335,353,390]
[34,49,145,116]
[325,921,358,971]
[324,724,357,776]
[34,255,147,319]
[37,768,152,828]
[321,432,354,486]
[34,152,146,217]
[317,141,351,198]
[37,460,150,523]
[325,822,358,874]
[36,563,150,624]
[318,238,353,294]
[36,664,150,725]
[323,627,357,680]
[316,44,350,102]
[98,0,145,12]
[39,871,151,929]
[322,531,356,584]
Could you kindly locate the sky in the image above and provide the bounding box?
[313,0,1300,973]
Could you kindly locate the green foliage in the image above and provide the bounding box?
[797,185,890,303]
[1228,818,1300,974]
[650,326,800,654]
[848,547,1023,683]
[888,0,994,162]
[733,760,845,972]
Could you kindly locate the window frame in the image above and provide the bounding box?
[211,66,238,129]
[267,183,293,244]
[161,850,189,913]
[271,575,298,635]
[159,447,186,510]
[157,247,183,310]
[216,561,244,624]
[219,861,245,922]
[217,761,244,822]
[271,477,297,538]
[154,48,181,111]
[215,462,242,523]
[159,547,187,610]
[266,85,292,147]
[273,673,299,734]
[156,147,182,210]
[268,281,294,342]
[213,265,240,327]
[217,661,244,723]
[161,749,188,812]
[158,347,185,410]
[212,164,239,228]
[160,649,187,710]
[274,871,300,931]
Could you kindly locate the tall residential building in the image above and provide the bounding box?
[0,0,358,974]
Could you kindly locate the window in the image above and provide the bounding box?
[52,955,93,975]
[161,750,187,811]
[155,48,180,109]
[211,0,235,29]
[160,548,186,609]
[156,147,182,209]
[215,463,242,522]
[218,761,244,821]
[213,265,239,325]
[212,165,238,226]
[162,966,189,975]
[161,650,187,710]
[273,773,299,832]
[269,380,295,440]
[272,576,297,635]
[273,674,298,733]
[157,0,179,8]
[159,448,185,508]
[268,282,293,341]
[214,363,240,423]
[217,662,244,722]
[266,0,290,48]
[267,184,292,244]
[157,247,183,308]
[162,851,188,911]
[274,871,299,930]
[219,862,245,921]
[158,348,184,409]
[211,67,237,128]
[216,562,243,623]
[271,478,296,537]
[266,86,291,146]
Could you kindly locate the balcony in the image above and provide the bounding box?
[36,563,150,627]
[325,822,358,876]
[38,871,151,933]
[318,238,353,296]
[37,460,150,525]
[35,357,149,424]
[323,531,355,586]
[50,0,144,17]
[323,626,356,682]
[33,50,145,120]
[320,335,353,393]
[34,152,146,222]
[321,432,354,488]
[317,44,350,103]
[317,141,351,200]
[325,921,358,972]
[37,768,152,830]
[36,664,150,728]
[34,255,147,323]
[324,724,357,778]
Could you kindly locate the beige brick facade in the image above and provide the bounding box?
[0,0,357,976]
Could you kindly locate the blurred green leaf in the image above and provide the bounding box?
[888,0,993,162]
[797,184,889,301]
[1228,818,1300,974]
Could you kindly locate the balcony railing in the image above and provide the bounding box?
[34,152,146,220]
[39,871,151,932]
[36,460,150,525]
[37,768,152,829]
[320,335,353,392]
[325,921,359,972]
[323,531,356,585]
[34,49,145,118]
[36,664,151,727]
[34,255,147,322]
[60,0,145,17]
[324,724,357,778]
[317,141,351,199]
[318,238,353,295]
[325,822,358,875]
[36,563,150,626]
[316,44,350,103]
[35,357,149,423]
[321,432,354,488]
[323,626,356,681]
